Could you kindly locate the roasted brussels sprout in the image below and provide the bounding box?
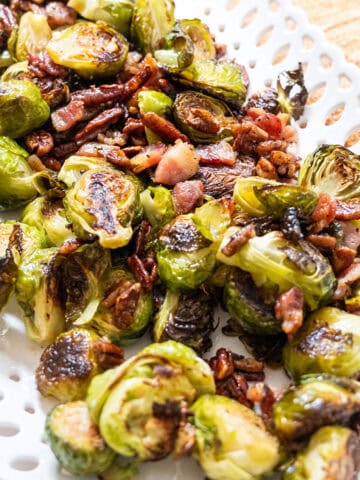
[14,12,52,61]
[272,374,360,441]
[64,167,140,248]
[84,266,153,344]
[283,307,360,380]
[299,145,360,201]
[47,21,129,79]
[174,91,236,144]
[192,198,232,241]
[177,19,216,61]
[0,137,37,210]
[99,459,138,480]
[284,426,360,480]
[46,401,116,476]
[68,0,134,36]
[131,0,175,53]
[138,90,174,144]
[277,64,308,120]
[175,60,248,107]
[58,155,112,188]
[191,395,280,480]
[1,61,29,81]
[140,186,175,228]
[233,176,318,218]
[217,230,336,311]
[153,288,215,354]
[156,216,217,290]
[36,327,123,402]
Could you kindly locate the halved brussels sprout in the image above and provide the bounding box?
[277,64,308,120]
[46,401,116,476]
[82,266,153,344]
[58,155,112,188]
[0,137,37,210]
[299,145,360,201]
[68,0,134,36]
[284,426,360,480]
[175,60,248,107]
[1,61,29,81]
[15,12,52,61]
[233,176,318,218]
[191,395,281,480]
[177,19,216,61]
[192,199,232,241]
[272,374,360,441]
[0,80,50,138]
[138,90,174,144]
[140,186,175,228]
[284,307,360,380]
[64,167,140,248]
[153,288,215,354]
[156,216,217,290]
[99,459,138,480]
[36,327,123,402]
[131,0,175,53]
[217,230,336,311]
[174,91,236,144]
[47,21,129,79]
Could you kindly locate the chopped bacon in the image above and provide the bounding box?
[45,2,77,29]
[75,107,124,143]
[275,287,304,339]
[76,142,130,168]
[154,141,200,186]
[332,246,357,275]
[51,100,85,132]
[310,192,337,232]
[126,143,168,173]
[306,234,337,251]
[0,5,17,47]
[254,113,282,137]
[335,199,360,221]
[334,259,360,300]
[141,112,190,144]
[221,224,256,256]
[71,85,124,106]
[27,52,69,78]
[172,180,204,215]
[195,140,236,166]
[341,221,360,251]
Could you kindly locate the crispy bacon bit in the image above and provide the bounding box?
[26,130,54,157]
[172,180,204,215]
[0,5,16,47]
[45,1,77,29]
[275,287,304,338]
[75,107,124,143]
[335,199,360,221]
[254,113,282,137]
[154,141,199,186]
[27,52,69,78]
[93,340,124,370]
[127,142,168,173]
[71,84,124,106]
[332,246,357,274]
[58,239,83,256]
[233,120,268,155]
[341,221,360,251]
[334,259,360,300]
[310,192,337,232]
[221,224,256,257]
[51,100,85,132]
[195,140,236,166]
[141,112,190,144]
[306,234,337,251]
[53,140,78,159]
[76,142,129,167]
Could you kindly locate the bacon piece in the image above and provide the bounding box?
[27,52,69,78]
[172,180,204,215]
[341,221,360,251]
[25,130,54,157]
[334,259,360,300]
[221,224,256,257]
[76,142,129,167]
[335,199,360,221]
[75,107,124,143]
[51,100,85,132]
[195,140,236,166]
[71,84,124,106]
[141,112,190,144]
[0,5,16,47]
[306,234,337,251]
[45,2,77,29]
[275,287,304,339]
[154,141,199,186]
[126,143,168,173]
[310,192,337,232]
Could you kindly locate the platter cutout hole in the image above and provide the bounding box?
[303,35,314,49]
[321,54,332,69]
[264,78,272,88]
[249,60,256,69]
[10,456,39,472]
[299,119,308,129]
[227,0,239,10]
[0,391,4,401]
[0,422,20,437]
[301,62,308,73]
[345,126,360,148]
[339,74,352,89]
[306,82,326,105]
[9,371,20,382]
[24,403,35,414]
[218,24,225,32]
[233,42,240,50]
[286,17,297,30]
[272,44,290,65]
[241,8,258,28]
[270,0,280,12]
[325,103,345,126]
[204,7,211,16]
[256,26,274,47]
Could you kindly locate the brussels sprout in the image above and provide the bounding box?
[138,90,174,144]
[36,327,123,401]
[68,0,134,36]
[217,230,336,311]
[83,266,153,344]
[277,64,308,120]
[175,60,248,107]
[15,12,52,61]
[0,137,37,210]
[64,167,140,248]
[299,145,360,201]
[177,19,216,61]
[192,199,232,241]
[173,91,236,144]
[46,401,116,476]
[283,307,360,380]
[58,155,112,188]
[1,61,29,81]
[284,426,360,480]
[131,0,175,53]
[99,459,138,480]
[191,395,281,480]
[47,21,129,79]
[153,288,215,354]
[140,186,175,228]
[0,80,50,138]
[156,216,217,290]
[272,375,360,441]
[0,50,13,69]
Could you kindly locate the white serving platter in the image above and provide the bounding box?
[0,0,360,478]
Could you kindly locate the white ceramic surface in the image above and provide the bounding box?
[1,0,360,479]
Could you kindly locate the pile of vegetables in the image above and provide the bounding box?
[1,0,360,479]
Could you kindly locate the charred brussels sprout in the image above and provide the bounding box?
[217,230,336,311]
[47,21,129,79]
[174,91,236,144]
[284,307,360,380]
[277,64,308,120]
[140,186,175,228]
[0,137,37,210]
[138,90,174,144]
[273,375,360,442]
[153,288,215,354]
[131,0,175,53]
[36,327,123,402]
[68,0,134,36]
[1,61,29,82]
[156,216,217,290]
[284,426,360,480]
[299,145,360,201]
[46,401,116,476]
[14,12,52,61]
[191,395,280,480]
[0,80,50,138]
[58,155,112,188]
[177,19,215,61]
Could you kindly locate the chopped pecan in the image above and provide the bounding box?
[75,107,124,143]
[334,259,360,300]
[221,224,256,256]
[256,139,287,156]
[102,280,141,330]
[233,120,268,155]
[123,118,145,136]
[256,156,277,179]
[27,52,69,78]
[26,130,54,157]
[332,246,357,274]
[0,5,17,47]
[45,2,77,29]
[93,340,124,370]
[51,100,85,132]
[141,112,190,144]
[275,287,304,339]
[306,234,337,251]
